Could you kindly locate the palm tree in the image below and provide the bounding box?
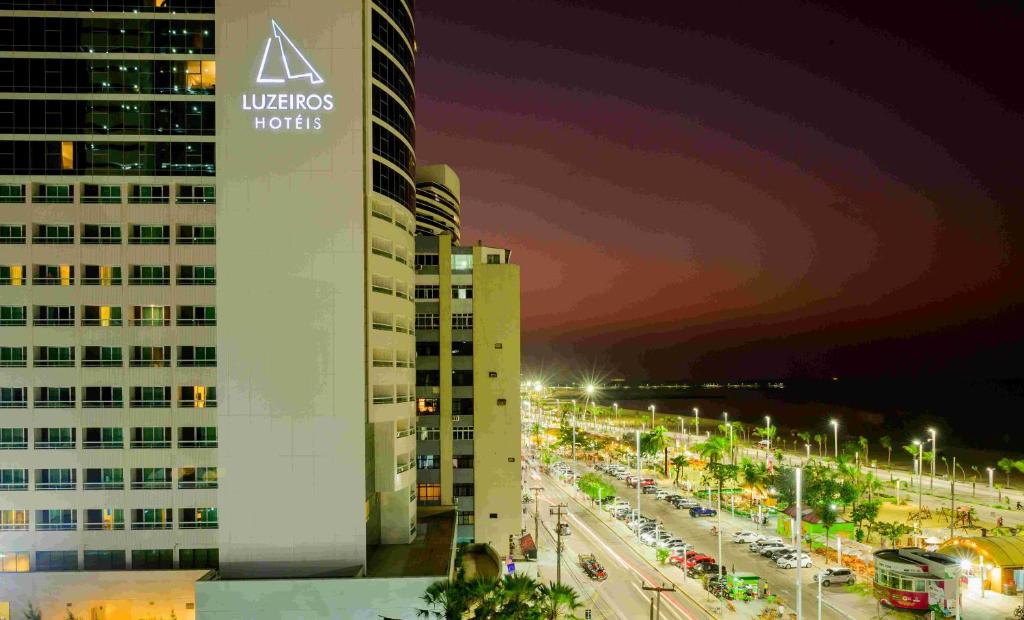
[814,433,825,457]
[418,579,469,619]
[640,426,669,475]
[797,431,811,455]
[739,456,768,504]
[857,436,869,464]
[879,436,893,475]
[538,582,583,619]
[671,454,689,487]
[998,457,1015,488]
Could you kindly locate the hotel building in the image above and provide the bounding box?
[0,0,417,591]
[413,166,521,548]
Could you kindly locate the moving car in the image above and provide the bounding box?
[814,567,855,586]
[689,506,717,518]
[639,478,657,488]
[578,554,607,581]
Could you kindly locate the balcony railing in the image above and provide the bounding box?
[80,236,122,244]
[176,277,216,285]
[396,427,415,438]
[36,522,77,531]
[179,520,218,529]
[178,440,217,448]
[84,522,125,530]
[178,359,216,368]
[0,236,25,244]
[129,277,170,285]
[33,318,74,326]
[130,359,171,368]
[0,522,28,531]
[131,481,172,490]
[83,440,124,449]
[84,481,123,490]
[36,482,76,490]
[372,321,393,331]
[128,196,169,204]
[0,359,26,368]
[127,237,169,245]
[396,460,415,474]
[0,482,28,491]
[0,318,27,326]
[82,359,122,368]
[34,359,74,367]
[130,441,170,449]
[130,399,170,408]
[130,319,170,327]
[0,401,27,409]
[33,277,74,285]
[32,236,74,244]
[80,278,122,285]
[179,399,217,408]
[82,399,124,408]
[176,318,216,326]
[34,441,75,449]
[178,480,217,489]
[0,441,28,449]
[82,318,122,327]
[131,521,173,530]
[372,395,394,404]
[32,196,73,204]
[0,195,25,204]
[175,236,216,245]
[176,197,216,204]
[33,400,74,409]
[81,197,122,204]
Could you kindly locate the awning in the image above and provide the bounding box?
[939,536,1024,568]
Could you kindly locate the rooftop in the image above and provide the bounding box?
[366,508,456,578]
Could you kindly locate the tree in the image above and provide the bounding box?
[850,499,881,543]
[671,454,689,486]
[739,456,768,501]
[880,436,893,475]
[857,436,869,464]
[998,457,1015,488]
[814,433,825,457]
[418,575,584,619]
[797,431,812,455]
[876,521,913,548]
[418,579,469,619]
[695,436,736,505]
[537,583,583,620]
[23,604,42,620]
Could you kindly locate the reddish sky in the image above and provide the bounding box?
[414,1,1024,380]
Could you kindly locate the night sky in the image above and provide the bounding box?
[415,1,1024,381]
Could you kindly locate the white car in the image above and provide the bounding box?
[640,531,661,545]
[732,531,758,543]
[777,553,812,568]
[655,489,671,500]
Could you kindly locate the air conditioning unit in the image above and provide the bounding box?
[452,416,461,422]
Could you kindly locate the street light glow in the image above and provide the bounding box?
[585,384,595,395]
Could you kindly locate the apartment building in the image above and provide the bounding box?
[413,232,521,548]
[0,0,417,590]
[415,164,461,242]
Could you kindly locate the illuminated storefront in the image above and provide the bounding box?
[873,548,961,615]
[940,536,1024,596]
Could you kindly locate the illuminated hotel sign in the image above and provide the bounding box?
[241,20,334,132]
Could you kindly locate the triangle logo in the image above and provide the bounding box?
[256,19,324,85]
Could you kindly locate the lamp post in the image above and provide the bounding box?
[613,402,619,431]
[765,416,772,453]
[635,430,642,542]
[805,443,811,459]
[572,415,577,474]
[830,419,839,460]
[649,404,656,428]
[693,407,700,437]
[928,428,937,490]
[727,423,734,464]
[913,440,923,509]
[796,467,803,620]
[987,467,994,489]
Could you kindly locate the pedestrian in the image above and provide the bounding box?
[998,516,1004,527]
[762,581,769,598]
[777,602,785,618]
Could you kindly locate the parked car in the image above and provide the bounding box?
[765,546,796,560]
[814,567,855,586]
[777,553,812,569]
[655,489,671,500]
[685,553,716,569]
[689,506,717,518]
[658,538,685,549]
[732,531,759,543]
[642,485,660,495]
[749,537,783,552]
[687,562,723,578]
[758,543,789,557]
[672,498,699,509]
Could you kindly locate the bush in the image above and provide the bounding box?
[656,548,670,564]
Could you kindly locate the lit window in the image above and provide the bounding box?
[61,142,74,170]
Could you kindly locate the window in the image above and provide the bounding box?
[0,184,25,203]
[132,305,170,326]
[184,60,217,91]
[416,341,440,356]
[33,305,74,326]
[0,346,26,367]
[131,386,171,408]
[0,468,28,490]
[0,264,25,285]
[131,469,172,490]
[415,313,440,329]
[34,386,75,408]
[177,185,215,204]
[130,186,169,204]
[36,468,76,489]
[452,341,473,356]
[80,224,121,244]
[372,348,394,367]
[452,285,472,300]
[417,398,439,415]
[179,548,219,570]
[0,387,27,408]
[84,508,125,531]
[83,305,122,326]
[82,386,123,408]
[129,224,170,244]
[82,184,121,204]
[176,224,215,244]
[32,223,74,244]
[417,482,441,506]
[372,311,393,331]
[82,346,122,367]
[457,512,475,525]
[81,264,122,285]
[452,398,474,415]
[36,509,77,531]
[84,550,126,570]
[415,254,439,267]
[84,468,123,490]
[32,263,73,285]
[452,370,473,387]
[178,346,216,367]
[416,454,440,470]
[179,466,217,489]
[417,370,440,387]
[179,507,218,529]
[83,427,123,449]
[0,224,25,244]
[179,385,216,408]
[395,315,411,334]
[415,285,439,300]
[177,264,215,285]
[0,510,28,531]
[487,254,501,264]
[35,550,78,571]
[131,345,171,367]
[177,305,216,326]
[452,254,473,271]
[453,483,475,497]
[129,264,170,285]
[0,427,28,448]
[372,384,394,404]
[131,427,172,449]
[453,426,475,440]
[178,426,217,448]
[371,274,394,295]
[371,236,393,258]
[0,551,30,572]
[453,455,474,469]
[0,305,26,326]
[452,313,473,329]
[417,426,440,440]
[131,549,173,570]
[35,184,71,202]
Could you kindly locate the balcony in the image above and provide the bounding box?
[0,195,25,204]
[84,481,123,490]
[80,277,122,285]
[81,197,122,205]
[178,439,217,448]
[175,236,216,245]
[0,441,28,449]
[36,522,76,531]
[130,440,171,449]
[178,359,215,368]
[179,399,217,408]
[0,235,25,244]
[130,399,170,408]
[83,440,124,449]
[0,521,28,531]
[176,318,216,327]
[36,481,76,490]
[176,277,216,285]
[84,522,125,531]
[82,399,124,409]
[128,196,169,204]
[0,481,27,491]
[35,441,75,449]
[131,521,173,530]
[0,400,27,409]
[178,480,218,490]
[396,427,416,439]
[128,236,169,245]
[31,236,73,245]
[0,359,26,368]
[176,197,215,205]
[82,359,122,368]
[32,195,72,204]
[80,236,122,245]
[0,317,26,327]
[179,520,218,529]
[34,359,74,367]
[82,318,122,327]
[130,359,170,368]
[396,459,415,474]
[33,318,74,326]
[131,481,172,490]
[33,277,74,286]
[128,277,170,285]
[33,400,74,409]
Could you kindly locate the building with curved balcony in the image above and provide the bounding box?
[416,164,462,243]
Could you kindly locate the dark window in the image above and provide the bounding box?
[453,455,473,469]
[371,49,414,112]
[0,58,216,95]
[371,9,414,78]
[179,548,218,569]
[416,454,440,470]
[0,17,215,54]
[417,370,440,387]
[372,0,414,44]
[372,122,413,177]
[84,550,126,570]
[372,159,413,210]
[452,341,473,356]
[453,483,474,498]
[0,139,214,176]
[452,370,473,387]
[371,86,414,145]
[0,0,215,12]
[452,398,474,416]
[416,341,440,356]
[131,549,172,570]
[35,550,78,571]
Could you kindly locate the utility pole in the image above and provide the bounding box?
[641,582,675,620]
[550,504,568,585]
[530,486,543,552]
[950,457,956,542]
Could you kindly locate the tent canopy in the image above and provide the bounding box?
[939,536,1024,568]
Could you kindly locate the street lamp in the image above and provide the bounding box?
[928,428,937,490]
[765,416,772,453]
[727,422,734,464]
[648,404,656,428]
[693,407,700,437]
[795,467,803,620]
[829,419,839,459]
[635,430,642,542]
[987,467,994,489]
[805,443,811,459]
[913,439,923,509]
